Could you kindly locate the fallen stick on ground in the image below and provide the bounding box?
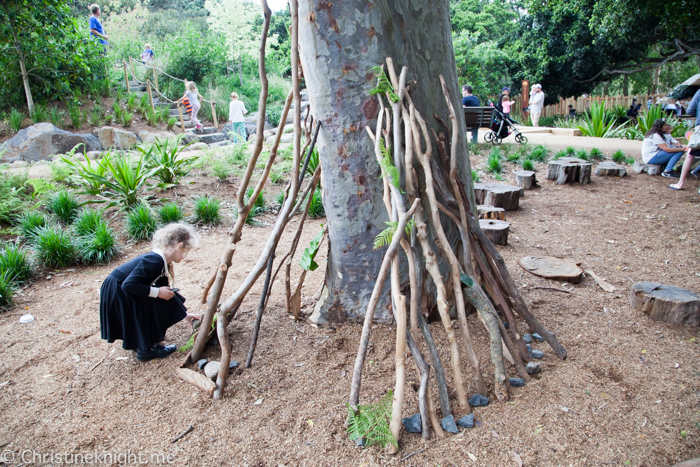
[170,425,193,444]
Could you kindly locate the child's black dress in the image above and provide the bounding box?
[100,251,187,351]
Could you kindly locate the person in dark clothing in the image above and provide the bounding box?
[567,105,577,119]
[626,104,639,124]
[462,84,480,143]
[100,223,200,361]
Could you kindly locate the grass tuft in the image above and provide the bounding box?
[158,202,184,224]
[194,195,223,225]
[126,204,157,241]
[33,226,77,268]
[46,189,80,224]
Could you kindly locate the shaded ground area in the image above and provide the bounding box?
[0,145,699,466]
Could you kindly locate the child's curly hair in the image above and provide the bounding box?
[151,223,199,285]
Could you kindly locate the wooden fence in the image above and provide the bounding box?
[508,95,659,118]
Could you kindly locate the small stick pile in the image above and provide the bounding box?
[348,58,566,449]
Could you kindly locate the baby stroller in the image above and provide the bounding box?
[485,108,528,145]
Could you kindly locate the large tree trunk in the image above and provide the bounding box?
[299,0,474,322]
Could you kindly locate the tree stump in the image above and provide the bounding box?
[515,170,538,189]
[629,282,700,326]
[477,205,506,221]
[595,161,627,177]
[633,161,662,175]
[473,183,521,211]
[519,256,583,283]
[546,157,592,185]
[479,219,510,246]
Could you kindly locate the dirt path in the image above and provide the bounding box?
[0,151,699,466]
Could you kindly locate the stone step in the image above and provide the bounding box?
[187,126,217,135]
[176,120,194,128]
[191,132,227,145]
[209,140,232,149]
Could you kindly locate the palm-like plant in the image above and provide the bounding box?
[577,102,628,138]
[82,152,158,209]
[60,150,112,195]
[139,137,195,190]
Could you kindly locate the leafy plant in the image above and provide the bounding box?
[589,148,604,160]
[60,149,112,195]
[146,108,158,126]
[300,226,325,271]
[486,151,503,174]
[493,173,505,181]
[368,66,399,103]
[0,173,29,224]
[307,188,324,218]
[0,244,32,284]
[67,104,83,129]
[374,220,415,249]
[378,139,402,184]
[46,189,80,224]
[112,102,123,122]
[88,105,104,127]
[611,150,626,164]
[167,117,177,131]
[565,146,576,156]
[552,150,567,160]
[275,191,286,206]
[194,195,223,225]
[9,108,24,133]
[575,148,589,160]
[242,188,265,225]
[576,102,628,138]
[49,107,64,128]
[72,208,104,236]
[507,153,520,163]
[30,104,48,124]
[121,111,133,127]
[126,93,137,112]
[346,391,397,448]
[471,169,481,183]
[77,222,119,264]
[211,159,232,181]
[268,170,284,184]
[126,204,157,241]
[158,202,184,224]
[267,104,283,127]
[139,94,149,114]
[83,152,157,209]
[522,159,534,171]
[33,226,77,268]
[140,137,195,190]
[17,211,47,241]
[527,145,549,162]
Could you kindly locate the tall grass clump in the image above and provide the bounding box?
[140,137,195,190]
[486,148,503,174]
[126,204,157,241]
[77,223,119,264]
[158,202,184,224]
[242,188,266,225]
[30,105,48,124]
[33,226,77,268]
[9,108,24,133]
[527,144,549,162]
[46,189,80,224]
[49,107,65,128]
[307,188,325,218]
[194,195,223,225]
[73,208,104,236]
[88,105,104,127]
[522,159,535,171]
[121,111,133,127]
[0,244,32,284]
[67,104,84,129]
[552,150,567,160]
[576,102,628,138]
[211,159,232,181]
[17,211,48,241]
[565,146,576,156]
[471,169,481,183]
[575,148,589,160]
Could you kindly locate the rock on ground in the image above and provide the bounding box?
[469,394,490,407]
[526,361,542,375]
[187,142,209,151]
[0,123,101,162]
[138,130,179,145]
[93,126,141,150]
[456,414,474,428]
[401,413,422,433]
[440,414,458,434]
[203,361,221,380]
[508,377,525,387]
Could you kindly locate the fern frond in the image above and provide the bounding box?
[374,221,397,249]
[368,66,399,103]
[346,391,397,448]
[178,315,217,352]
[378,139,401,190]
[405,219,415,236]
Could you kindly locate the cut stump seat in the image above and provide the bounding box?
[633,161,662,175]
[519,256,583,283]
[473,183,521,211]
[515,170,538,189]
[629,282,700,326]
[479,219,510,245]
[477,205,506,221]
[546,157,592,185]
[595,161,627,177]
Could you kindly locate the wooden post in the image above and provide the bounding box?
[123,61,130,93]
[211,101,218,130]
[147,81,155,111]
[152,66,158,91]
[521,80,529,120]
[178,103,186,134]
[130,58,136,81]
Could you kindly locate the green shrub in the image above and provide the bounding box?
[33,226,77,268]
[552,150,567,160]
[226,143,249,165]
[565,146,576,156]
[0,270,16,306]
[611,150,626,164]
[0,173,29,224]
[146,108,158,126]
[307,188,324,218]
[126,93,137,112]
[158,202,184,224]
[50,162,73,184]
[304,147,320,178]
[67,104,83,130]
[9,108,24,133]
[126,204,157,241]
[275,191,286,206]
[60,149,112,195]
[73,208,104,236]
[576,102,628,138]
[486,152,503,174]
[83,152,157,209]
[626,156,635,165]
[88,105,104,127]
[77,223,119,264]
[167,117,177,131]
[471,169,481,183]
[211,159,232,181]
[30,105,48,124]
[278,144,294,161]
[49,107,65,128]
[527,145,549,162]
[0,244,32,284]
[112,102,123,121]
[269,170,284,184]
[121,111,133,127]
[17,211,48,241]
[139,95,149,114]
[46,189,80,224]
[140,137,195,190]
[267,104,283,127]
[538,116,557,128]
[575,148,589,160]
[194,195,223,225]
[522,159,534,171]
[589,148,605,160]
[506,153,520,163]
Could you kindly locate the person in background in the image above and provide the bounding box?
[647,96,654,110]
[641,119,686,178]
[178,81,203,132]
[631,98,641,112]
[88,4,108,53]
[668,129,700,191]
[461,84,480,144]
[497,87,515,120]
[228,92,249,143]
[528,83,545,127]
[687,89,700,127]
[141,43,154,65]
[626,104,639,124]
[567,105,577,120]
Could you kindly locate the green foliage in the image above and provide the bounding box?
[374,220,415,249]
[575,148,589,160]
[33,226,77,268]
[45,189,80,224]
[300,226,324,272]
[228,142,249,166]
[268,170,284,185]
[164,25,225,83]
[67,104,83,130]
[303,146,320,178]
[49,106,64,128]
[471,169,481,183]
[60,149,111,195]
[17,211,47,241]
[0,244,32,284]
[346,392,397,448]
[611,150,626,164]
[0,172,29,224]
[72,208,104,237]
[140,137,195,190]
[194,195,223,225]
[378,139,401,189]
[368,66,399,103]
[0,270,16,306]
[589,148,605,160]
[167,117,177,131]
[211,159,232,181]
[112,102,123,122]
[126,204,157,241]
[527,145,549,162]
[126,94,137,113]
[158,202,184,224]
[506,153,520,163]
[486,150,503,174]
[87,105,104,127]
[522,159,535,171]
[552,149,567,160]
[84,152,157,209]
[241,188,265,225]
[30,104,48,124]
[8,108,24,133]
[146,108,159,126]
[275,191,285,206]
[576,102,628,138]
[267,104,283,127]
[307,188,324,219]
[121,111,134,128]
[77,222,119,264]
[565,146,576,156]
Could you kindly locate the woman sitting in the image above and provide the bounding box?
[668,128,700,192]
[641,119,686,178]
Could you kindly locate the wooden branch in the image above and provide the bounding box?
[176,368,215,397]
[388,294,408,454]
[585,270,615,293]
[244,249,276,369]
[405,330,430,440]
[170,425,193,444]
[417,312,451,418]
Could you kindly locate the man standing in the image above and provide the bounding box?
[462,84,480,143]
[687,89,700,127]
[529,84,545,127]
[89,4,108,53]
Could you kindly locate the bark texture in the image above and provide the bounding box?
[298,0,473,322]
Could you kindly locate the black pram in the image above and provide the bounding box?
[485,108,528,145]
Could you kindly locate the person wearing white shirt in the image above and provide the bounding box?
[641,119,686,177]
[528,84,545,127]
[228,92,249,143]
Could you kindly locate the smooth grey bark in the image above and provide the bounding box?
[299,0,475,323]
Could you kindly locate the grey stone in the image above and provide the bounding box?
[86,150,102,160]
[10,160,27,167]
[263,130,274,138]
[523,333,533,344]
[229,360,239,369]
[280,133,293,144]
[93,126,141,150]
[187,142,209,151]
[440,415,458,434]
[354,437,366,447]
[0,123,101,162]
[402,413,422,433]
[137,130,178,145]
[183,132,201,144]
[532,333,544,342]
[456,414,474,429]
[526,344,532,353]
[509,377,525,387]
[531,349,544,359]
[647,164,662,175]
[265,134,276,143]
[203,361,221,380]
[196,358,208,370]
[469,394,490,407]
[526,361,542,375]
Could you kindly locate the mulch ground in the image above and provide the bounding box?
[0,144,699,467]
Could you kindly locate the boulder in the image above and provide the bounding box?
[280,133,293,144]
[203,361,221,380]
[86,151,103,160]
[137,130,178,145]
[187,142,209,151]
[93,126,140,150]
[0,123,101,162]
[183,132,201,145]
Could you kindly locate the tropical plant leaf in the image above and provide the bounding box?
[300,226,325,272]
